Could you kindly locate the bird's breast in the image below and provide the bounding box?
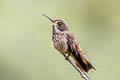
[52,33,68,53]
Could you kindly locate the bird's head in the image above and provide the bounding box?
[42,14,69,32]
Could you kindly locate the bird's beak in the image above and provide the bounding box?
[42,14,54,22]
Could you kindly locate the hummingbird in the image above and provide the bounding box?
[42,14,95,73]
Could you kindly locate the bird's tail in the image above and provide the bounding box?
[72,51,96,72]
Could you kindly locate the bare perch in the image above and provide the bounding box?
[62,54,91,80]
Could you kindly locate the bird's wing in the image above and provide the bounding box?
[66,32,95,72]
[66,32,86,57]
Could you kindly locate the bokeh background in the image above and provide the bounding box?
[0,0,120,80]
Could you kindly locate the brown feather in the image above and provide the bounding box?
[66,33,95,72]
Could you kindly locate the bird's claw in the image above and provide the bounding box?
[65,56,69,60]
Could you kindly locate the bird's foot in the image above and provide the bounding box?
[65,53,72,60]
[65,56,69,60]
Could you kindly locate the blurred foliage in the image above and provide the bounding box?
[0,0,120,80]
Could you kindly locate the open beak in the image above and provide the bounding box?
[42,14,54,22]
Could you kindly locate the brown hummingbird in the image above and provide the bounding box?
[42,14,95,73]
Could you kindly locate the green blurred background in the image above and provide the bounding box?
[0,0,120,80]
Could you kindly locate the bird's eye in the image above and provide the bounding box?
[57,22,62,26]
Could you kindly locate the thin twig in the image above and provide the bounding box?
[62,54,91,80]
